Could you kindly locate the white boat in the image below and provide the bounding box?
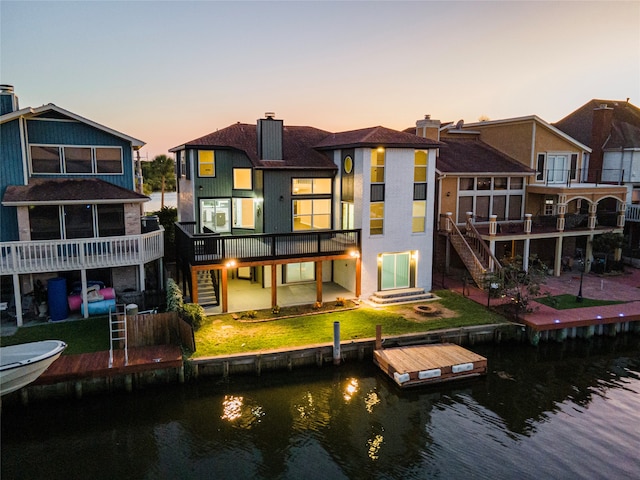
[0,340,67,396]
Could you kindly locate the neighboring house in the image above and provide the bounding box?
[170,114,439,312]
[0,85,163,326]
[554,99,640,251]
[413,114,627,283]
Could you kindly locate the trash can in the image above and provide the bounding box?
[126,304,138,316]
[48,277,68,321]
[141,215,159,233]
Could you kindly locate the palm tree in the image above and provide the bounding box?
[151,155,175,209]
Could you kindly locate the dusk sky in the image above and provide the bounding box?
[2,1,639,159]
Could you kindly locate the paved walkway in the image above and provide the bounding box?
[443,266,640,331]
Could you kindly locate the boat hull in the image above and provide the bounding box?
[0,340,67,396]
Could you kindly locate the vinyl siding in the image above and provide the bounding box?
[0,119,25,241]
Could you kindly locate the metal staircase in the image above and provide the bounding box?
[446,216,503,287]
[109,303,128,368]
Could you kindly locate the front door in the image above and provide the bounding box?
[380,252,411,290]
[200,199,231,233]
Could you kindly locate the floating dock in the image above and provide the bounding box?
[373,343,487,388]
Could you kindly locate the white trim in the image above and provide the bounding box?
[19,116,29,185]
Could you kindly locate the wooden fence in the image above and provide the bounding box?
[126,311,195,352]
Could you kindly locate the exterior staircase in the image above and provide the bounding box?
[196,270,219,306]
[369,287,434,305]
[445,215,502,288]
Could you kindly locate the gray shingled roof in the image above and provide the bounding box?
[437,138,534,174]
[2,178,149,205]
[314,126,442,150]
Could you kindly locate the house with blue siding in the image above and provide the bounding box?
[171,114,439,312]
[0,85,164,326]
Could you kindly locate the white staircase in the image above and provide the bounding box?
[369,288,434,305]
[109,303,128,368]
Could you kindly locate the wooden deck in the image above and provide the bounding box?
[374,343,487,388]
[33,344,183,385]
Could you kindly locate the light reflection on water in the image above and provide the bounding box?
[2,336,640,479]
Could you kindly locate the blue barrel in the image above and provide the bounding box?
[47,277,68,321]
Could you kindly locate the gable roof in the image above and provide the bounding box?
[437,138,534,175]
[0,103,145,148]
[463,115,591,152]
[314,126,442,150]
[171,122,336,170]
[2,178,149,206]
[553,99,640,149]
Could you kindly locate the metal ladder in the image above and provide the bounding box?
[109,303,128,368]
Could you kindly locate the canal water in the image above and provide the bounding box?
[2,336,639,480]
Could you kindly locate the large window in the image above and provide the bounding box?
[233,169,252,190]
[64,204,94,239]
[457,176,524,222]
[28,204,125,240]
[29,205,61,240]
[292,178,331,195]
[370,148,385,235]
[198,150,215,177]
[380,252,410,290]
[30,145,123,174]
[293,199,331,230]
[413,151,428,233]
[285,262,315,283]
[342,202,354,230]
[97,205,125,237]
[232,198,255,229]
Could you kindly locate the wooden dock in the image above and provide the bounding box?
[373,343,487,388]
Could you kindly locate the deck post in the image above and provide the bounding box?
[271,264,278,308]
[355,255,362,298]
[221,267,228,312]
[315,261,323,303]
[333,321,341,365]
[375,324,382,350]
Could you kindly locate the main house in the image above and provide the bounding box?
[0,85,164,326]
[414,114,628,284]
[170,114,440,312]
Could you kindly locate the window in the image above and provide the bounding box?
[285,262,315,283]
[31,146,61,173]
[536,154,546,181]
[477,177,491,190]
[476,196,490,221]
[460,178,474,190]
[380,252,410,290]
[64,204,94,239]
[570,153,578,180]
[29,205,61,240]
[30,145,123,174]
[412,201,426,232]
[494,177,507,190]
[97,204,125,237]
[292,178,331,195]
[508,195,522,220]
[492,195,506,220]
[342,202,354,229]
[458,175,524,223]
[64,147,92,173]
[458,197,473,223]
[233,169,252,190]
[370,203,384,235]
[510,177,523,189]
[198,150,215,177]
[370,148,385,235]
[547,155,568,183]
[232,198,255,229]
[293,199,331,230]
[544,198,554,215]
[96,148,123,174]
[414,151,427,182]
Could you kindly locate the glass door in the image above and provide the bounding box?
[200,199,231,233]
[380,252,410,290]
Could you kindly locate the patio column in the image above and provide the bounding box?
[488,240,496,272]
[271,264,278,308]
[523,238,531,272]
[81,269,89,319]
[617,201,626,228]
[12,273,22,327]
[585,233,594,273]
[588,202,598,230]
[524,214,532,234]
[489,215,497,236]
[220,267,228,312]
[556,195,567,231]
[554,237,563,276]
[355,255,362,298]
[315,261,323,303]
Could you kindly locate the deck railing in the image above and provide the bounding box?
[626,204,640,223]
[0,228,164,275]
[175,222,361,266]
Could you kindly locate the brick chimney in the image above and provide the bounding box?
[0,84,19,115]
[415,114,441,141]
[257,112,283,160]
[588,103,614,183]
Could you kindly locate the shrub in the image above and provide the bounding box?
[313,301,323,310]
[244,310,258,319]
[271,305,281,314]
[166,278,183,312]
[181,303,206,329]
[335,297,345,307]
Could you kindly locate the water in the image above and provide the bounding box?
[2,337,640,480]
[145,191,177,213]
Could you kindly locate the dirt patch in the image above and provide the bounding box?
[230,299,359,323]
[394,302,456,323]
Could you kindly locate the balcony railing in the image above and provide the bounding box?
[175,222,361,266]
[0,229,164,275]
[536,168,625,187]
[626,204,640,223]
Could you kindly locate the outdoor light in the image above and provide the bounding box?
[619,313,625,317]
[225,260,237,268]
[349,250,360,258]
[596,315,602,319]
[554,319,561,324]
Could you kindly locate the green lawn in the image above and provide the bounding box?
[0,290,509,357]
[192,290,508,357]
[535,294,625,310]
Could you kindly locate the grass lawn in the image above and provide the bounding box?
[192,290,508,357]
[535,294,625,310]
[0,316,109,355]
[0,290,509,357]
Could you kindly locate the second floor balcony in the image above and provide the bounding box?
[176,222,361,266]
[0,229,164,275]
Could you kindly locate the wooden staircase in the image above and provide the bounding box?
[446,217,502,288]
[196,270,219,306]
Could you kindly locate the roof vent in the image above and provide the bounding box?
[0,84,14,94]
[265,112,275,119]
[456,119,464,129]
